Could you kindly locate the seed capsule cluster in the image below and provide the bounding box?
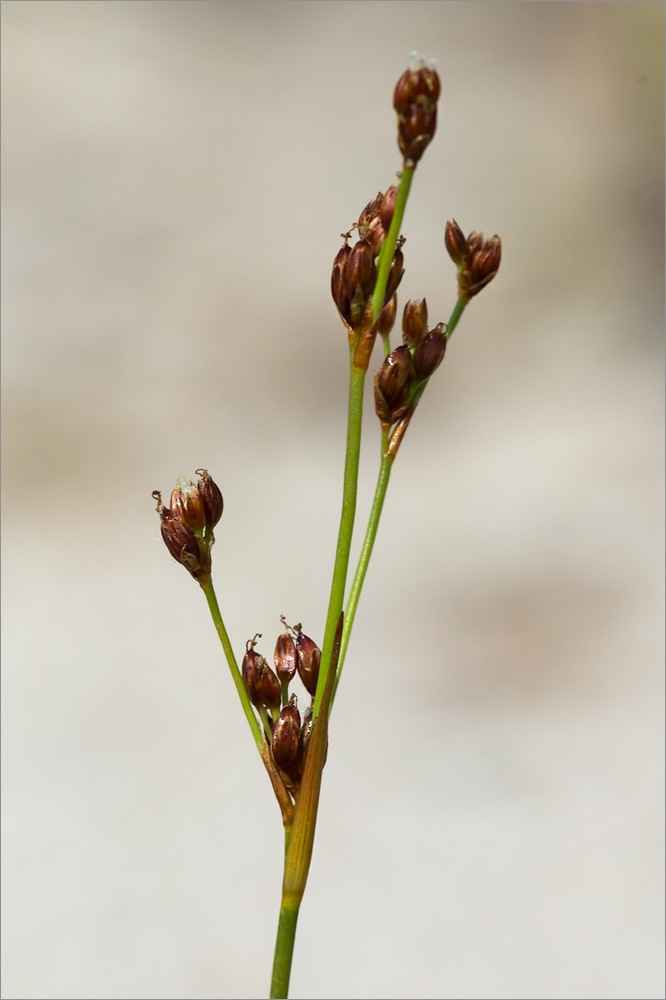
[152,470,224,583]
[445,220,502,303]
[242,620,322,794]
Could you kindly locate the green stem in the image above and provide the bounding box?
[270,615,342,999]
[270,901,299,999]
[446,296,467,339]
[312,363,365,719]
[332,431,393,704]
[371,163,415,320]
[201,578,264,755]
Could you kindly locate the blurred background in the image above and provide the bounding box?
[2,2,664,998]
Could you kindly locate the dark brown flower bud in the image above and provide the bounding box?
[295,629,321,697]
[377,294,397,338]
[195,469,224,531]
[255,660,281,713]
[444,220,467,267]
[413,324,448,379]
[274,631,298,684]
[345,239,376,298]
[375,345,413,419]
[402,298,428,348]
[242,638,264,707]
[331,242,353,324]
[393,54,440,165]
[271,700,301,771]
[380,185,398,235]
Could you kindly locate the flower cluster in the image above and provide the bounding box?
[243,620,322,795]
[445,220,502,303]
[393,52,440,165]
[152,469,223,584]
[331,188,405,369]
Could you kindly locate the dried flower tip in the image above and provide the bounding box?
[295,629,321,698]
[413,324,447,379]
[375,344,413,423]
[169,476,206,533]
[358,192,386,256]
[402,298,428,348]
[274,631,298,683]
[271,702,302,771]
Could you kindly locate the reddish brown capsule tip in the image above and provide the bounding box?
[295,630,321,698]
[358,192,386,256]
[271,701,301,771]
[402,298,428,348]
[384,246,405,304]
[413,325,448,380]
[377,294,397,338]
[274,631,298,684]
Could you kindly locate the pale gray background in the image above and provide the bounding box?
[2,2,664,999]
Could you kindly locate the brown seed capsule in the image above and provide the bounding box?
[242,639,264,707]
[375,345,413,416]
[380,185,398,235]
[344,240,376,321]
[295,630,321,697]
[393,54,441,115]
[195,469,224,531]
[274,631,298,684]
[271,700,301,771]
[377,294,397,338]
[297,707,313,781]
[402,298,428,348]
[413,325,447,380]
[255,660,281,713]
[331,242,352,323]
[444,220,468,268]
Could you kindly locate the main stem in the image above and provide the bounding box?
[313,162,415,720]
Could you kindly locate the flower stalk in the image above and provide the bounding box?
[152,52,501,999]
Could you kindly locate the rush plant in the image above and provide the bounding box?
[152,53,501,999]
